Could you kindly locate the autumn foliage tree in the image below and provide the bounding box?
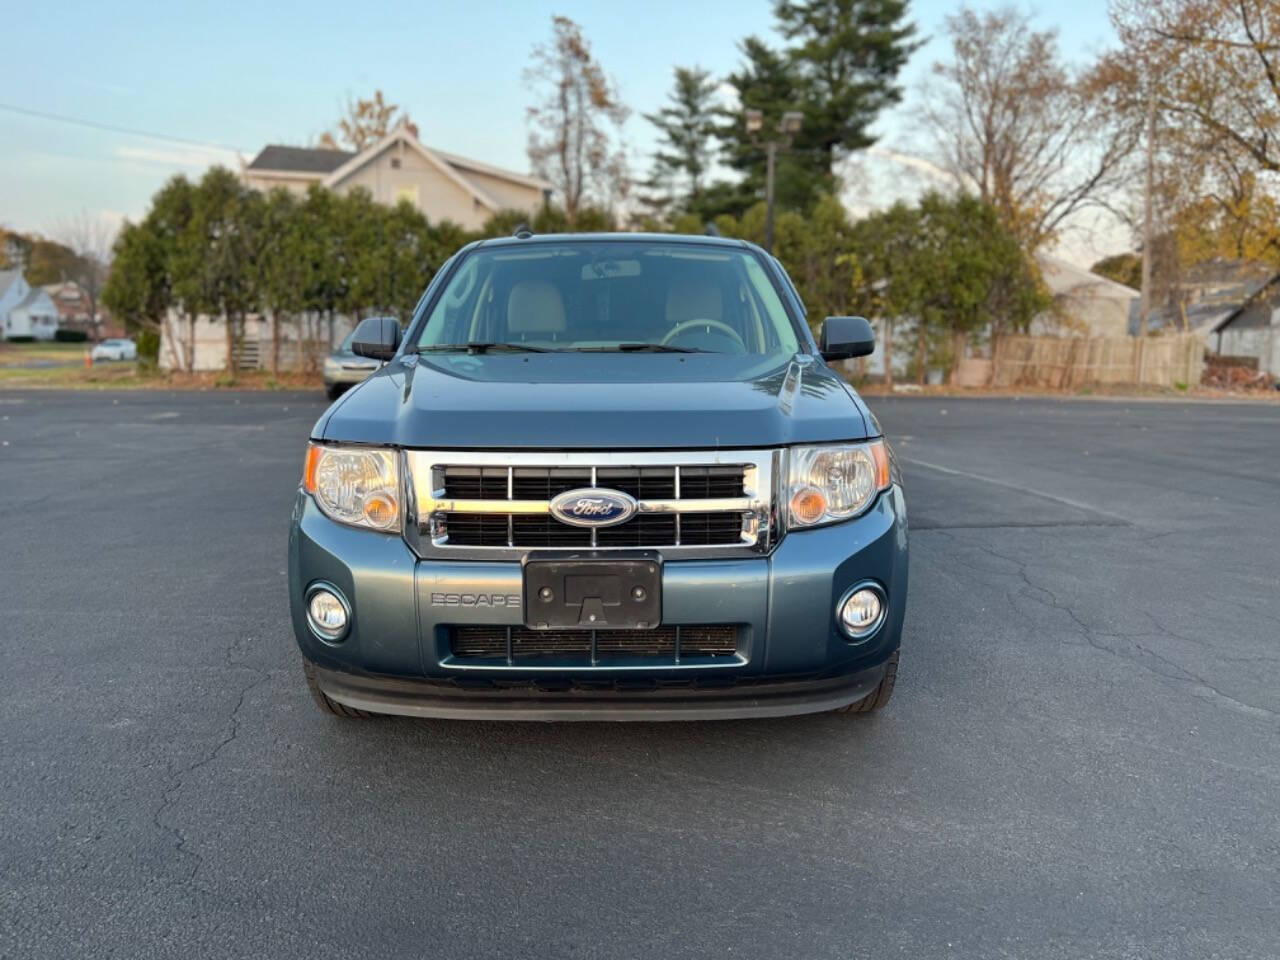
[1105,0,1280,267]
[524,16,630,226]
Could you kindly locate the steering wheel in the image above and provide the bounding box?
[661,318,746,351]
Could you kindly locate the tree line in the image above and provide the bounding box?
[103,169,469,372]
[103,159,1042,384]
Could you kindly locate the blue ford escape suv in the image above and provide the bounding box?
[288,233,908,720]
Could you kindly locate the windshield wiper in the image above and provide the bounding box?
[419,342,555,354]
[571,343,707,353]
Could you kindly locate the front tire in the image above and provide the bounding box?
[833,651,898,714]
[303,658,374,718]
[324,382,344,401]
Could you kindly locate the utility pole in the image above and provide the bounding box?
[1139,82,1155,338]
[764,142,778,253]
[745,109,803,254]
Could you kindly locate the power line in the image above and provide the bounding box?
[0,102,249,154]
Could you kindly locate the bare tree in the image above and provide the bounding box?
[318,90,410,151]
[923,6,1136,251]
[52,210,117,333]
[524,16,630,225]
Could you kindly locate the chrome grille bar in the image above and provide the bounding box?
[674,466,681,546]
[590,465,598,549]
[506,467,514,547]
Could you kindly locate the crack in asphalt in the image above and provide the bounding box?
[149,638,271,886]
[964,538,1280,723]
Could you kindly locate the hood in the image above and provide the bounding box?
[316,352,870,449]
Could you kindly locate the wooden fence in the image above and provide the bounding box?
[990,333,1204,389]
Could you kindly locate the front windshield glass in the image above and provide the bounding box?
[415,240,801,356]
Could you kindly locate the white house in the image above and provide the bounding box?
[0,269,59,341]
[241,124,552,231]
[1037,255,1138,338]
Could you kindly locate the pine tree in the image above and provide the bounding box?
[643,67,720,214]
[717,36,818,215]
[776,0,919,173]
[709,2,919,219]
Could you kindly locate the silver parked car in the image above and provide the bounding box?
[90,338,137,362]
[323,328,381,400]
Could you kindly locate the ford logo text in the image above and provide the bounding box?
[549,488,638,528]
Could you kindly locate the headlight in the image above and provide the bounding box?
[303,443,401,531]
[787,440,891,527]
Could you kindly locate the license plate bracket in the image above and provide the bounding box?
[522,552,662,630]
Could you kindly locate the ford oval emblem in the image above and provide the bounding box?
[549,488,638,528]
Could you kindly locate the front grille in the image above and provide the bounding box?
[442,466,744,502]
[407,450,776,556]
[443,511,745,548]
[451,624,740,662]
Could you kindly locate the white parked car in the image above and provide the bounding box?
[90,338,137,362]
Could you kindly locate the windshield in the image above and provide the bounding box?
[415,240,801,356]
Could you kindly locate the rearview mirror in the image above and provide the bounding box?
[819,316,875,361]
[350,316,402,362]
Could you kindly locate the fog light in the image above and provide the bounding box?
[838,584,885,640]
[306,585,349,642]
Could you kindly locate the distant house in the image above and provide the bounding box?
[42,281,90,329]
[0,270,59,341]
[241,124,552,230]
[1126,259,1275,336]
[1037,255,1138,338]
[1207,274,1280,377]
[859,254,1141,382]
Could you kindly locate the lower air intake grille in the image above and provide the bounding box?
[442,512,747,548]
[450,625,740,661]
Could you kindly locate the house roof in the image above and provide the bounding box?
[1128,299,1241,336]
[0,269,21,301]
[320,125,505,213]
[1123,264,1280,335]
[246,145,355,174]
[1038,254,1139,302]
[245,129,552,204]
[1211,274,1280,333]
[433,148,553,192]
[14,288,56,315]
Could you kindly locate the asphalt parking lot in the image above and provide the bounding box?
[2,390,1277,959]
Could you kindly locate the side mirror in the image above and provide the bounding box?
[351,316,402,362]
[819,316,875,361]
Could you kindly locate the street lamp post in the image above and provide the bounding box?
[745,109,803,253]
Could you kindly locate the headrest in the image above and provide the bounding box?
[665,278,723,324]
[507,281,566,334]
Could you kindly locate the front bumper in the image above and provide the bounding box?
[323,363,378,386]
[309,660,887,721]
[288,484,908,719]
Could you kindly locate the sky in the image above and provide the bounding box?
[0,0,1124,265]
